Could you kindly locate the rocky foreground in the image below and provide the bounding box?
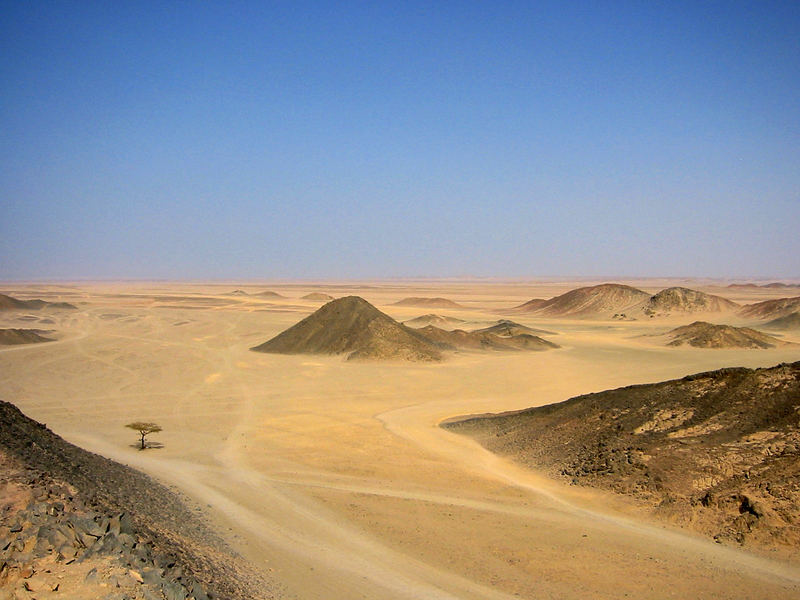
[443,362,800,555]
[0,401,276,600]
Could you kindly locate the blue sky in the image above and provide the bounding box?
[1,1,798,280]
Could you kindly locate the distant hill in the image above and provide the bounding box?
[472,319,556,337]
[416,325,558,352]
[762,312,800,331]
[0,328,54,345]
[662,321,789,349]
[251,296,443,361]
[392,297,464,309]
[301,293,335,302]
[512,298,548,312]
[227,290,249,296]
[728,282,798,289]
[643,287,739,315]
[442,362,800,550]
[727,283,760,289]
[739,296,800,320]
[514,284,650,318]
[256,290,285,298]
[404,314,466,328]
[0,293,76,311]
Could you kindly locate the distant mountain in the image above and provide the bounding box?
[643,287,739,315]
[442,362,800,550]
[392,297,465,309]
[762,312,800,331]
[251,296,443,361]
[256,291,285,298]
[0,294,76,311]
[301,293,335,302]
[404,314,466,328]
[513,284,650,318]
[472,319,556,337]
[227,290,249,296]
[739,296,800,320]
[416,325,558,352]
[0,328,54,345]
[662,321,789,349]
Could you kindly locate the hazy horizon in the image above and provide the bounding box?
[2,2,799,280]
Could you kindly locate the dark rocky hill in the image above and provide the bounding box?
[251,296,443,361]
[661,321,791,349]
[740,296,800,320]
[0,401,274,599]
[416,325,558,353]
[0,294,76,311]
[513,284,650,318]
[443,362,800,551]
[763,312,800,331]
[0,329,54,345]
[404,314,466,328]
[643,287,739,315]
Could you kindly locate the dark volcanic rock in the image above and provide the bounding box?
[443,362,800,550]
[0,401,273,599]
[251,296,443,361]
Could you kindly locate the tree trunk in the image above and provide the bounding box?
[140,432,145,450]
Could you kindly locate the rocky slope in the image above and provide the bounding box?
[443,362,800,552]
[513,284,650,318]
[0,294,77,311]
[739,296,800,320]
[763,312,800,331]
[661,321,791,349]
[0,329,54,345]
[301,293,334,302]
[0,401,275,599]
[415,325,558,353]
[251,296,443,361]
[643,287,739,315]
[472,320,556,337]
[403,314,466,329]
[392,297,464,309]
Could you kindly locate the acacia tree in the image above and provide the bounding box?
[126,422,162,450]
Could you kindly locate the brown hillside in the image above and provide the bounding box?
[0,328,54,345]
[515,284,650,318]
[443,362,800,551]
[0,294,76,311]
[763,312,800,331]
[392,297,464,309]
[302,292,335,302]
[416,325,558,352]
[662,321,790,349]
[251,296,443,361]
[472,320,556,337]
[643,287,739,315]
[404,314,466,328]
[739,296,800,320]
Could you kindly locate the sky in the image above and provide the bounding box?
[1,1,798,280]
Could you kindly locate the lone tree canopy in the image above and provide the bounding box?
[126,421,162,450]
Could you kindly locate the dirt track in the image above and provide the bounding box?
[2,281,800,599]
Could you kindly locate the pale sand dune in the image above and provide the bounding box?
[1,281,800,599]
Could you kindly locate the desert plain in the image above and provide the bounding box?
[2,279,800,600]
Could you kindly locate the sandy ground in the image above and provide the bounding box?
[1,280,800,599]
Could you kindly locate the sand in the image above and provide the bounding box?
[1,280,800,599]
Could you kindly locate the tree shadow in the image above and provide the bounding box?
[128,441,164,450]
